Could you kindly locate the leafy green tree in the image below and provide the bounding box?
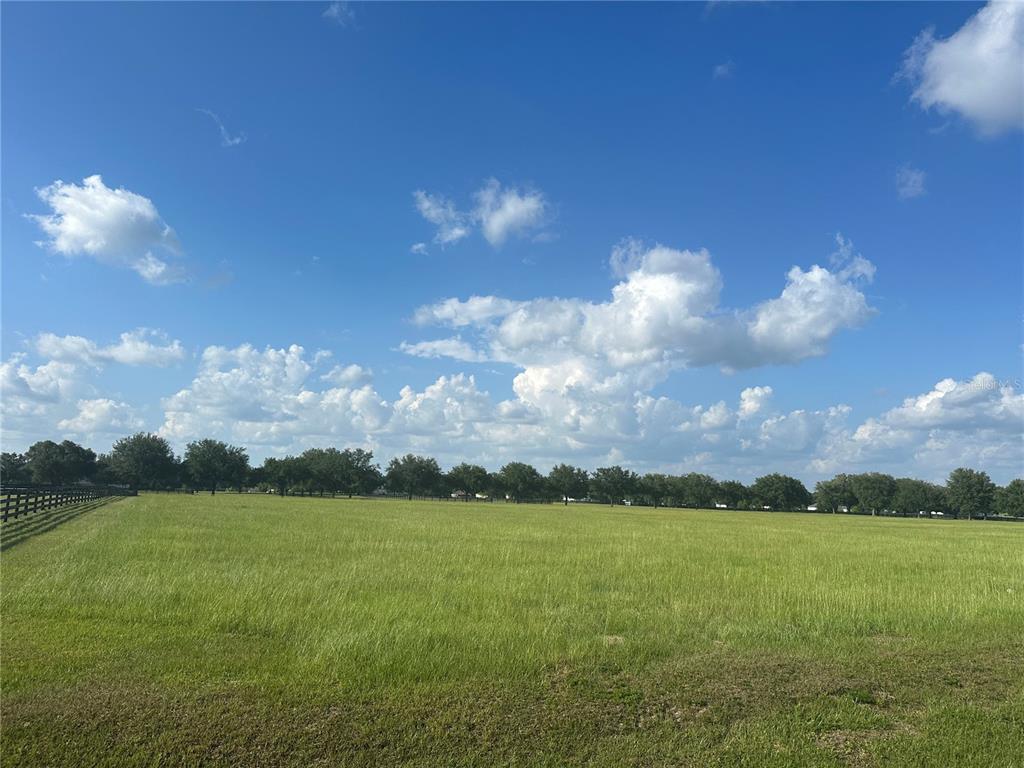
[667,475,688,507]
[93,454,117,485]
[995,479,1024,518]
[590,466,638,506]
[498,462,544,503]
[300,448,348,496]
[0,452,31,484]
[25,440,97,485]
[548,464,590,506]
[261,456,305,496]
[891,478,946,517]
[342,448,382,496]
[946,467,995,520]
[638,473,671,508]
[682,473,719,508]
[814,474,857,514]
[751,473,811,511]
[184,439,249,494]
[107,432,179,490]
[484,471,507,502]
[447,463,489,500]
[715,480,747,509]
[850,472,897,516]
[385,454,443,499]
[59,440,98,483]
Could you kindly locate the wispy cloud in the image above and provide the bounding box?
[196,108,246,147]
[412,179,551,251]
[896,164,927,200]
[713,60,736,80]
[323,2,355,27]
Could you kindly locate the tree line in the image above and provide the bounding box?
[2,433,1022,520]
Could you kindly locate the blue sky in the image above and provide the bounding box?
[2,1,1022,483]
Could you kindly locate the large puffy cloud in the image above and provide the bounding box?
[150,341,789,470]
[405,236,875,376]
[813,372,1024,481]
[58,399,144,434]
[0,355,78,413]
[1,328,186,446]
[159,344,389,449]
[321,363,373,386]
[412,179,550,251]
[36,328,185,368]
[739,385,773,419]
[395,236,877,472]
[3,336,1019,483]
[29,175,187,284]
[899,1,1024,135]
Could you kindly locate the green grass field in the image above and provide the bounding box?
[2,493,1022,767]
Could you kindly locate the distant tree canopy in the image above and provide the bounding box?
[995,479,1024,518]
[946,468,996,520]
[849,473,898,515]
[448,463,490,499]
[639,473,671,508]
[750,473,812,512]
[891,478,946,517]
[671,473,719,508]
[385,454,442,499]
[260,456,305,496]
[24,440,97,485]
[590,466,639,506]
[107,433,179,490]
[498,462,545,503]
[297,447,382,497]
[715,480,748,509]
[1,452,31,484]
[814,474,857,513]
[548,464,590,506]
[3,435,1019,523]
[184,439,249,494]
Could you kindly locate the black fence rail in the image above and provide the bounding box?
[0,484,136,523]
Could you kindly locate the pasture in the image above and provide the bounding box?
[2,493,1022,766]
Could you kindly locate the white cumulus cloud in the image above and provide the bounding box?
[473,178,548,247]
[36,328,185,368]
[739,385,773,418]
[814,372,1024,481]
[321,363,373,386]
[58,398,143,434]
[405,236,875,375]
[412,179,550,250]
[29,175,187,284]
[159,344,389,449]
[899,1,1024,135]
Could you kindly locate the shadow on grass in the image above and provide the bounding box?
[0,498,122,552]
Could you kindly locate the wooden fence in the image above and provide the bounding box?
[0,484,136,523]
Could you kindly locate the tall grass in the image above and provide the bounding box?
[4,493,1021,694]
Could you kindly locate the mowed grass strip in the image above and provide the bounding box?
[2,493,1022,766]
